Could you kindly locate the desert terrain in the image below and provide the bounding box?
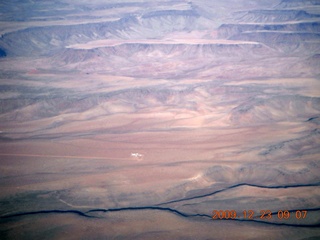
[0,0,320,239]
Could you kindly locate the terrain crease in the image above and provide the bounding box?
[1,206,319,228]
[155,182,320,206]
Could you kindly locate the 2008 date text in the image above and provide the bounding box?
[212,210,307,220]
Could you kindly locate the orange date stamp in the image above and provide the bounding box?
[212,209,307,220]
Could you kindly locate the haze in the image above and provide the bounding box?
[0,0,320,239]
